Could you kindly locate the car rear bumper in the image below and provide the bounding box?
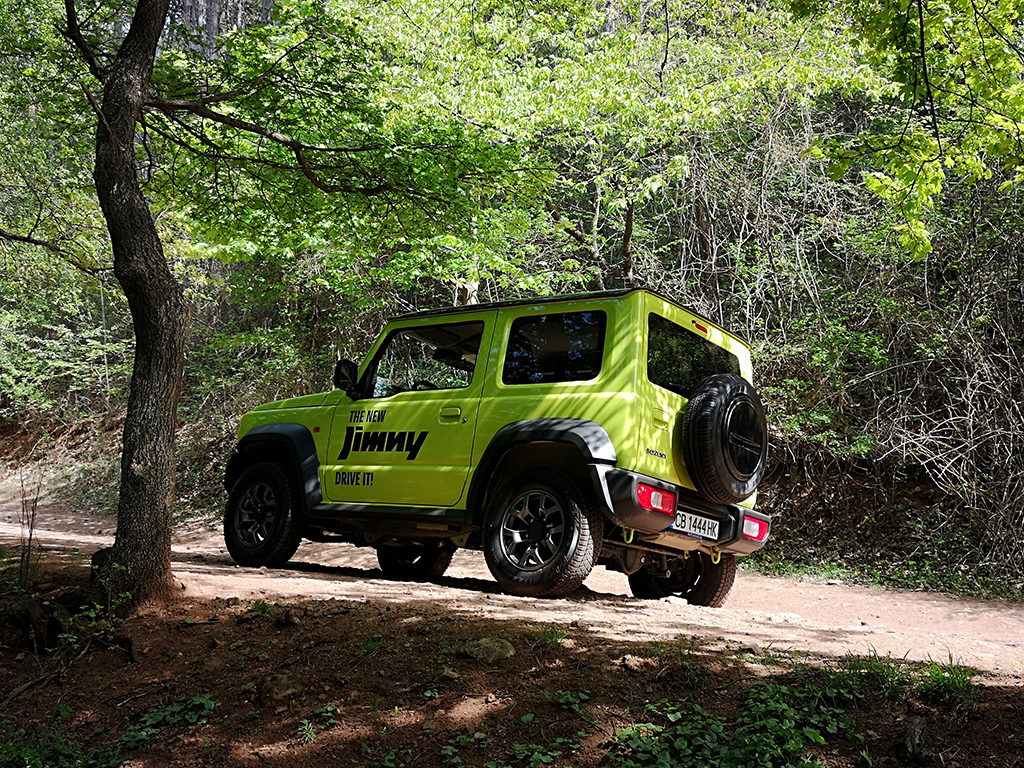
[588,465,771,556]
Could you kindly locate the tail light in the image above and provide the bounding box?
[742,515,770,542]
[637,483,676,515]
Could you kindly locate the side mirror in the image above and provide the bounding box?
[333,358,359,395]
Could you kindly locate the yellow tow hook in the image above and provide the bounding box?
[623,528,635,544]
[710,548,722,565]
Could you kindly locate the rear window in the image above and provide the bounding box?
[503,311,606,385]
[647,313,740,398]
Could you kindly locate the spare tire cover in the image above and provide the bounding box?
[682,373,767,504]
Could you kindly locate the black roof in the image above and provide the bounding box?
[390,287,744,342]
[391,288,637,320]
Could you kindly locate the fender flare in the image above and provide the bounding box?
[466,418,617,514]
[224,423,322,513]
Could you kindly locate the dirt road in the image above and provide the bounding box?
[3,485,1023,676]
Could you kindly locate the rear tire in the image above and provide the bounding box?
[376,543,456,580]
[224,462,303,567]
[483,469,600,598]
[627,553,736,607]
[683,374,767,504]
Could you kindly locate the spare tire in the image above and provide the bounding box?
[683,373,767,504]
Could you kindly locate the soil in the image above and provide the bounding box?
[1,475,1023,767]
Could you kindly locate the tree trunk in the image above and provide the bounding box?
[90,0,186,606]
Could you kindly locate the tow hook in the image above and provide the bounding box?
[710,548,722,565]
[623,528,635,544]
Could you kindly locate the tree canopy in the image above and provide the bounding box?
[1,0,1022,601]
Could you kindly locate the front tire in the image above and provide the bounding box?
[627,553,736,607]
[377,543,456,580]
[224,462,303,567]
[483,469,601,598]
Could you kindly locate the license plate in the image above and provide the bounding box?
[672,512,719,540]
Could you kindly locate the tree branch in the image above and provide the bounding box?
[544,200,590,247]
[81,81,119,147]
[0,229,110,275]
[916,0,942,152]
[621,199,635,287]
[0,228,62,253]
[61,0,106,81]
[146,97,388,195]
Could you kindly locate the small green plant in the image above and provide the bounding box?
[120,694,217,750]
[439,743,461,764]
[440,734,484,765]
[298,719,317,743]
[297,702,341,742]
[674,638,708,687]
[359,634,385,656]
[846,650,914,700]
[538,625,568,646]
[753,642,788,666]
[918,654,976,702]
[506,741,566,768]
[203,739,221,765]
[314,703,340,723]
[0,728,112,768]
[58,587,132,652]
[543,689,590,717]
[359,739,407,768]
[250,600,274,616]
[422,688,439,700]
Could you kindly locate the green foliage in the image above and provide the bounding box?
[0,727,114,768]
[250,600,274,616]
[358,634,386,656]
[606,683,860,768]
[838,651,914,701]
[1,0,1022,605]
[538,625,569,646]
[0,262,131,417]
[485,739,579,768]
[793,0,1024,253]
[542,689,590,717]
[119,694,217,750]
[917,654,976,703]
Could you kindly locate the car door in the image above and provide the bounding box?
[323,314,493,508]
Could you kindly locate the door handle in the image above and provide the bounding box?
[654,408,671,430]
[439,406,463,423]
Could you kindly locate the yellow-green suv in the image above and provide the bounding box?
[223,289,770,605]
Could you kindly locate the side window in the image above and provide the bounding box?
[647,313,740,398]
[502,311,606,385]
[367,321,484,398]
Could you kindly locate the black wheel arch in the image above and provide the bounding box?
[467,418,617,526]
[224,423,322,514]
